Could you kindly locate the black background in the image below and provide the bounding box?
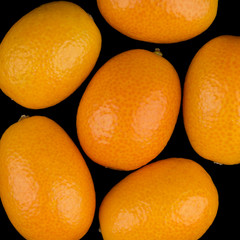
[0,0,239,239]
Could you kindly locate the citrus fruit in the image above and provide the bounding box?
[97,0,218,43]
[99,158,219,240]
[76,49,181,171]
[0,1,101,109]
[183,35,240,165]
[0,116,95,240]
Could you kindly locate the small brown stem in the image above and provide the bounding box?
[18,115,29,122]
[154,48,163,57]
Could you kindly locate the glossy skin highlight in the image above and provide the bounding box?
[77,49,181,171]
[97,0,218,43]
[0,116,95,240]
[0,1,101,109]
[99,158,219,240]
[183,35,240,165]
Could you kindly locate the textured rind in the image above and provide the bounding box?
[0,116,95,240]
[99,158,219,240]
[97,0,218,43]
[0,1,102,109]
[183,35,240,165]
[77,49,181,170]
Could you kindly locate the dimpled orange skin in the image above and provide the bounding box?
[97,0,218,43]
[183,35,240,165]
[0,116,96,240]
[99,158,219,240]
[77,49,181,171]
[0,1,101,109]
